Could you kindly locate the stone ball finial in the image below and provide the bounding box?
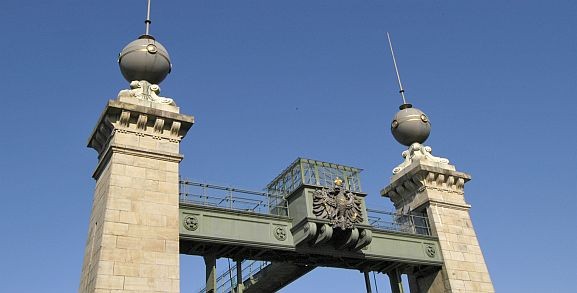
[119,35,171,84]
[391,104,431,146]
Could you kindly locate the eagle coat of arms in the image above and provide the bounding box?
[312,178,363,230]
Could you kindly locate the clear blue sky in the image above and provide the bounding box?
[1,1,575,292]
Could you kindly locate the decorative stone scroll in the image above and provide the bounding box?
[118,80,176,106]
[393,143,450,175]
[312,177,363,230]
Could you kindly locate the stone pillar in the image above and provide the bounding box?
[381,144,494,293]
[79,95,193,292]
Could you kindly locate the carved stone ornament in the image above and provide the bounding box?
[183,216,199,231]
[313,178,363,230]
[273,226,287,241]
[393,143,450,175]
[118,80,176,106]
[425,244,436,258]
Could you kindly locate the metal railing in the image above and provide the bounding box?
[197,260,271,293]
[367,209,431,236]
[179,179,289,217]
[266,158,363,197]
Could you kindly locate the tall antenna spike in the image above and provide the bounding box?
[145,0,152,35]
[386,32,408,105]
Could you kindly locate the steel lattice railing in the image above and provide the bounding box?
[179,179,289,217]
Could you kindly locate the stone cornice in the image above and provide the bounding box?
[381,163,471,209]
[88,99,194,158]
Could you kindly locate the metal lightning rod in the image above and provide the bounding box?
[145,0,152,35]
[386,32,407,105]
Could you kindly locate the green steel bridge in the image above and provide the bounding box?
[179,158,442,293]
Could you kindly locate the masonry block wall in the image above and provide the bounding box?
[80,97,193,293]
[382,161,494,293]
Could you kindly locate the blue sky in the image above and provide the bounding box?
[1,1,576,292]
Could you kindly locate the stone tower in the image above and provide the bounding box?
[79,93,193,292]
[381,144,494,292]
[79,6,194,291]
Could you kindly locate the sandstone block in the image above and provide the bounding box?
[95,275,124,290]
[142,239,166,252]
[116,236,142,249]
[100,247,128,262]
[103,222,129,236]
[118,211,138,225]
[124,166,146,179]
[123,276,149,291]
[98,261,114,276]
[114,263,140,277]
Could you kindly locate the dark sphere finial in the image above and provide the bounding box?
[390,105,431,146]
[118,35,171,84]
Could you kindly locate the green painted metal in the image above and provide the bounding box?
[242,263,315,293]
[182,158,443,293]
[179,203,442,265]
[181,196,441,293]
[180,204,294,251]
[286,185,372,251]
[389,268,405,293]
